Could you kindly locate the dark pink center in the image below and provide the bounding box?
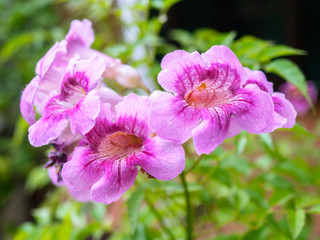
[99,131,143,160]
[184,82,216,108]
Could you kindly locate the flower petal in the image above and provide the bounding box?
[225,116,242,139]
[68,91,100,135]
[231,87,274,133]
[97,85,123,106]
[149,92,201,143]
[201,45,247,87]
[136,137,185,180]
[84,103,115,149]
[193,108,230,155]
[71,56,105,91]
[272,92,297,128]
[20,76,40,125]
[158,51,206,94]
[244,68,273,94]
[62,146,105,191]
[115,93,151,140]
[66,19,94,48]
[28,113,68,147]
[91,160,138,204]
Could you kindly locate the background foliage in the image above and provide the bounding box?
[0,0,319,239]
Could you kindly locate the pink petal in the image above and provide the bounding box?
[272,92,297,128]
[36,41,67,77]
[244,68,273,94]
[225,116,242,139]
[91,160,139,204]
[28,114,68,147]
[193,108,230,155]
[230,86,274,133]
[20,76,40,125]
[71,56,105,91]
[67,184,91,202]
[66,19,94,48]
[68,91,100,135]
[84,103,115,149]
[115,93,151,140]
[97,85,123,106]
[201,45,247,86]
[149,92,201,143]
[136,137,185,180]
[160,50,190,69]
[61,146,105,191]
[158,51,206,94]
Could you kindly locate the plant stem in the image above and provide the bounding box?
[180,171,193,240]
[185,154,204,174]
[145,196,175,240]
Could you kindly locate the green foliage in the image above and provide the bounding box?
[265,59,312,107]
[287,209,306,239]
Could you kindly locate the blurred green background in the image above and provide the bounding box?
[1,0,320,239]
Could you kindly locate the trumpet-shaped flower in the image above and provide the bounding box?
[150,46,275,155]
[20,19,141,125]
[279,81,318,115]
[62,94,185,204]
[28,56,105,147]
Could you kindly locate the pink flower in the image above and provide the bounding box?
[279,81,318,115]
[20,19,140,125]
[62,94,185,204]
[48,166,91,202]
[149,46,275,155]
[243,68,297,132]
[28,56,105,147]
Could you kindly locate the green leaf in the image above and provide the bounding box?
[164,0,182,10]
[57,215,72,240]
[25,166,50,191]
[308,204,320,214]
[33,207,51,225]
[278,123,315,137]
[258,45,306,63]
[287,209,306,239]
[169,29,195,50]
[235,189,250,211]
[128,188,145,233]
[269,189,294,206]
[234,131,247,155]
[231,35,270,58]
[295,195,320,208]
[259,133,273,150]
[264,59,313,108]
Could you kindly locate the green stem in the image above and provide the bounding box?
[180,171,193,240]
[185,154,205,174]
[145,196,175,240]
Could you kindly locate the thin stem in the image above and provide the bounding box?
[145,196,175,240]
[185,154,205,174]
[180,171,193,240]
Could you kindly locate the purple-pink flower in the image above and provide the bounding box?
[20,19,141,126]
[279,81,318,115]
[62,94,185,204]
[28,56,105,147]
[149,46,285,155]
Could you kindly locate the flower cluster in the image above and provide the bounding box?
[20,19,296,204]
